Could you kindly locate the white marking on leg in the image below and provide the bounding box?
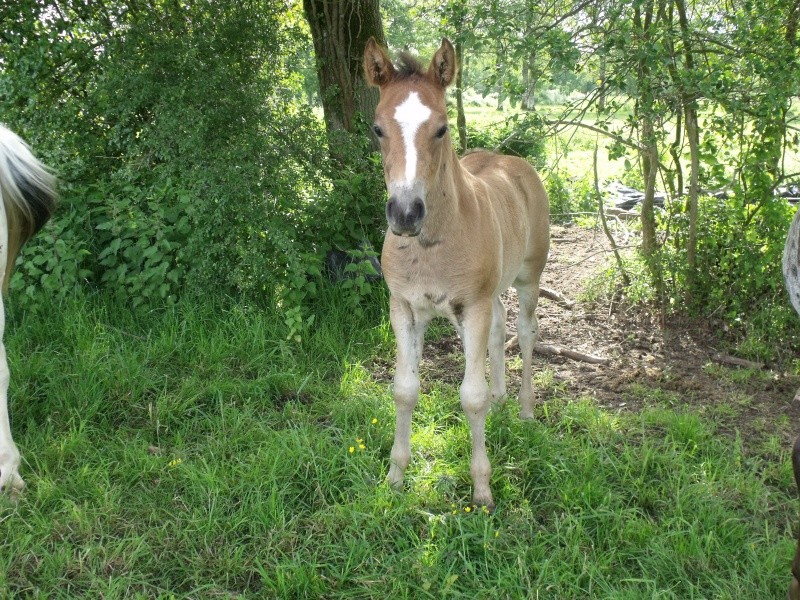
[394,92,432,185]
[387,298,428,489]
[0,335,22,494]
[459,303,494,508]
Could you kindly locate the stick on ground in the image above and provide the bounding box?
[505,335,610,365]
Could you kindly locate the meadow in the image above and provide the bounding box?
[4,3,800,596]
[0,283,797,598]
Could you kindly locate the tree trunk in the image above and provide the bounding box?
[685,106,700,269]
[521,53,536,111]
[495,42,504,111]
[302,0,385,142]
[640,115,659,258]
[597,54,607,114]
[675,0,700,272]
[634,0,659,260]
[667,110,683,200]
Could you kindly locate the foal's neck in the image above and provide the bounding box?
[422,145,470,238]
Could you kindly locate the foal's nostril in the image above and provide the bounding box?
[386,197,398,221]
[411,197,425,221]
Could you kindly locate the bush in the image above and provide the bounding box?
[2,1,386,341]
[467,112,546,165]
[660,193,800,359]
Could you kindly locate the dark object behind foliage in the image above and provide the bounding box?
[607,183,666,211]
[325,241,382,283]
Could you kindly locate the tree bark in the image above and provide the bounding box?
[521,52,536,111]
[674,0,700,273]
[634,0,659,261]
[302,0,385,141]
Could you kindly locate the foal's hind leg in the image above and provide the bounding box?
[515,281,541,420]
[488,297,507,403]
[0,297,23,494]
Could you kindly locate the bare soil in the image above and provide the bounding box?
[369,223,800,450]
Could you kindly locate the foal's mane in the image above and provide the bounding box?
[395,51,426,80]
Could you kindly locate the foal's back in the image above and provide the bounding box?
[461,150,549,283]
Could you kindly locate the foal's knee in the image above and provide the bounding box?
[460,379,488,416]
[393,380,419,409]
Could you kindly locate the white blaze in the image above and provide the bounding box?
[394,92,432,185]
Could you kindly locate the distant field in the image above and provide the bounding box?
[461,97,800,191]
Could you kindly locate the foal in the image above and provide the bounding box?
[363,38,550,507]
[0,125,57,494]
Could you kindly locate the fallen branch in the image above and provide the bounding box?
[710,353,764,370]
[505,335,610,365]
[539,286,576,309]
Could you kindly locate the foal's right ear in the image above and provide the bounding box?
[363,37,395,87]
[429,38,457,88]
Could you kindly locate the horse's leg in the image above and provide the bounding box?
[515,278,541,420]
[387,296,429,489]
[0,295,22,494]
[460,300,494,508]
[791,436,800,600]
[488,297,507,403]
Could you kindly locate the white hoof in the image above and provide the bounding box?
[0,444,25,495]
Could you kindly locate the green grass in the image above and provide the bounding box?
[0,289,797,598]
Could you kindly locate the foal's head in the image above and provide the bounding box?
[364,38,457,237]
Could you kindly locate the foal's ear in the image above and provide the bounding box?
[363,37,395,87]
[429,38,457,88]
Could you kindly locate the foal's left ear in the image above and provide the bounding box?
[429,38,457,88]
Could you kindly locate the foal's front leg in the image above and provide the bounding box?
[387,296,428,489]
[460,300,494,508]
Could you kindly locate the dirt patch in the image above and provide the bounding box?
[369,223,800,448]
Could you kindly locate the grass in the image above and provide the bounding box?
[0,288,797,598]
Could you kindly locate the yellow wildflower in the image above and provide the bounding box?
[349,446,355,453]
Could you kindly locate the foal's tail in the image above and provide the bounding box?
[785,208,800,316]
[0,125,56,289]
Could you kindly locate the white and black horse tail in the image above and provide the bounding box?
[0,124,57,288]
[784,207,800,316]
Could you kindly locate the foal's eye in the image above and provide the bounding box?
[435,125,448,139]
[373,125,384,138]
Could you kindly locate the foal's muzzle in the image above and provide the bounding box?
[386,195,425,237]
